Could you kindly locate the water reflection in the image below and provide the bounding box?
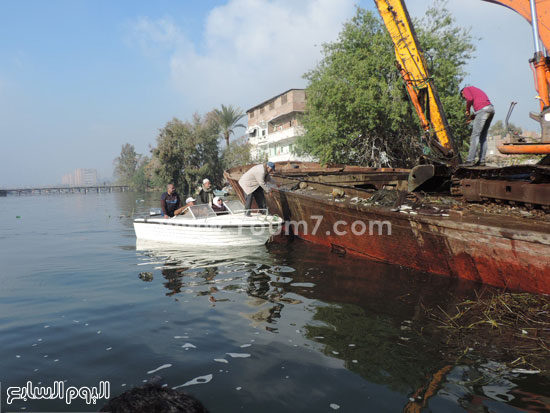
[134,238,550,412]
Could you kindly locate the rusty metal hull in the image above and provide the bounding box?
[225,163,550,295]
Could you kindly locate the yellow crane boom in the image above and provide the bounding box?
[374,0,460,165]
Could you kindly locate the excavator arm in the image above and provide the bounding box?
[483,0,550,53]
[483,0,550,152]
[374,0,460,166]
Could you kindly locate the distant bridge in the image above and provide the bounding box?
[0,185,130,196]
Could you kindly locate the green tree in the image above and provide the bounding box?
[113,143,140,185]
[222,137,252,169]
[212,104,247,147]
[298,2,474,167]
[131,156,155,192]
[152,113,222,195]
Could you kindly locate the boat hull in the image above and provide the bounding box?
[272,191,550,294]
[134,218,281,247]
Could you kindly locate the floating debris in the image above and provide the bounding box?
[511,368,541,375]
[424,290,550,371]
[139,272,154,282]
[226,353,251,358]
[172,374,213,389]
[147,364,172,374]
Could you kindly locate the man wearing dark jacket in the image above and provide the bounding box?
[161,184,182,218]
[198,178,214,205]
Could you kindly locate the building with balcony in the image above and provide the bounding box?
[246,89,312,162]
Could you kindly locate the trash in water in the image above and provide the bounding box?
[139,272,154,281]
[172,374,213,388]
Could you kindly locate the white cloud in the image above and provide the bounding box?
[130,0,356,114]
[129,0,542,131]
[125,16,190,58]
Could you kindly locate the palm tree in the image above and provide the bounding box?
[212,104,246,147]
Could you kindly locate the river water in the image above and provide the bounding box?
[1,192,548,412]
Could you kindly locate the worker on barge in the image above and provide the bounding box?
[238,162,275,216]
[461,86,495,167]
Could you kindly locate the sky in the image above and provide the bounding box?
[0,0,542,187]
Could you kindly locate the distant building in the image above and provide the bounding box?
[61,173,74,186]
[62,169,98,186]
[246,89,312,162]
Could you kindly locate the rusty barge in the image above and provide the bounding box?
[225,162,550,295]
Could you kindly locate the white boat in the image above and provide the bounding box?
[133,201,283,247]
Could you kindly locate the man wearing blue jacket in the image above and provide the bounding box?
[160,184,182,218]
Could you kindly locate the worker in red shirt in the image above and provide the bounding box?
[461,86,495,166]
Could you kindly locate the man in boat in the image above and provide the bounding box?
[175,197,196,216]
[161,184,182,218]
[198,178,214,205]
[238,162,275,216]
[211,196,229,215]
[461,86,495,167]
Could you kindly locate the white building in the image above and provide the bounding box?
[246,89,312,162]
[62,169,98,186]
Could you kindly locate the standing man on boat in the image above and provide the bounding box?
[238,162,275,216]
[161,183,182,218]
[198,178,214,205]
[461,86,495,166]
